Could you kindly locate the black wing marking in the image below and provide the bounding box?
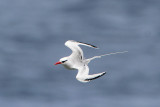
[85,72,106,81]
[77,41,98,48]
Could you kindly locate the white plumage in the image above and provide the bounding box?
[54,40,127,83]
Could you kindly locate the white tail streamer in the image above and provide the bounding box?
[100,51,128,57]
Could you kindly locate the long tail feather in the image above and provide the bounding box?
[85,51,128,64]
[99,51,128,57]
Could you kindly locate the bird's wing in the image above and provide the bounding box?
[76,40,98,48]
[76,65,106,83]
[65,40,98,60]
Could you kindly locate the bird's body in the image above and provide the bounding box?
[54,40,127,83]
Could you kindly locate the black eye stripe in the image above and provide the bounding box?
[62,60,68,63]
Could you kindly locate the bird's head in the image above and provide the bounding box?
[54,57,68,65]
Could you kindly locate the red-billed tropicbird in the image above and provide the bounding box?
[54,40,127,83]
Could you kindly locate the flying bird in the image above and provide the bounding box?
[54,40,127,83]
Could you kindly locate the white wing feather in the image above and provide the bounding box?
[65,40,98,60]
[76,65,106,83]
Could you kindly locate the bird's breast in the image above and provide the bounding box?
[62,63,76,70]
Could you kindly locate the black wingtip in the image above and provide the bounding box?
[85,72,106,81]
[77,41,98,48]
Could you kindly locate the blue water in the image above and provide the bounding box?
[0,0,160,107]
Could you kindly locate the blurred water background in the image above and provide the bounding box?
[0,0,160,107]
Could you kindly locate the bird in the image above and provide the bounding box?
[54,40,127,83]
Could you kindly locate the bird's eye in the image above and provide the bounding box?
[62,60,67,63]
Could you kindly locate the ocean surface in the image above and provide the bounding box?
[0,0,160,107]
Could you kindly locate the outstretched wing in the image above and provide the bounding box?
[84,72,106,81]
[76,41,98,48]
[65,40,98,60]
[76,65,106,83]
